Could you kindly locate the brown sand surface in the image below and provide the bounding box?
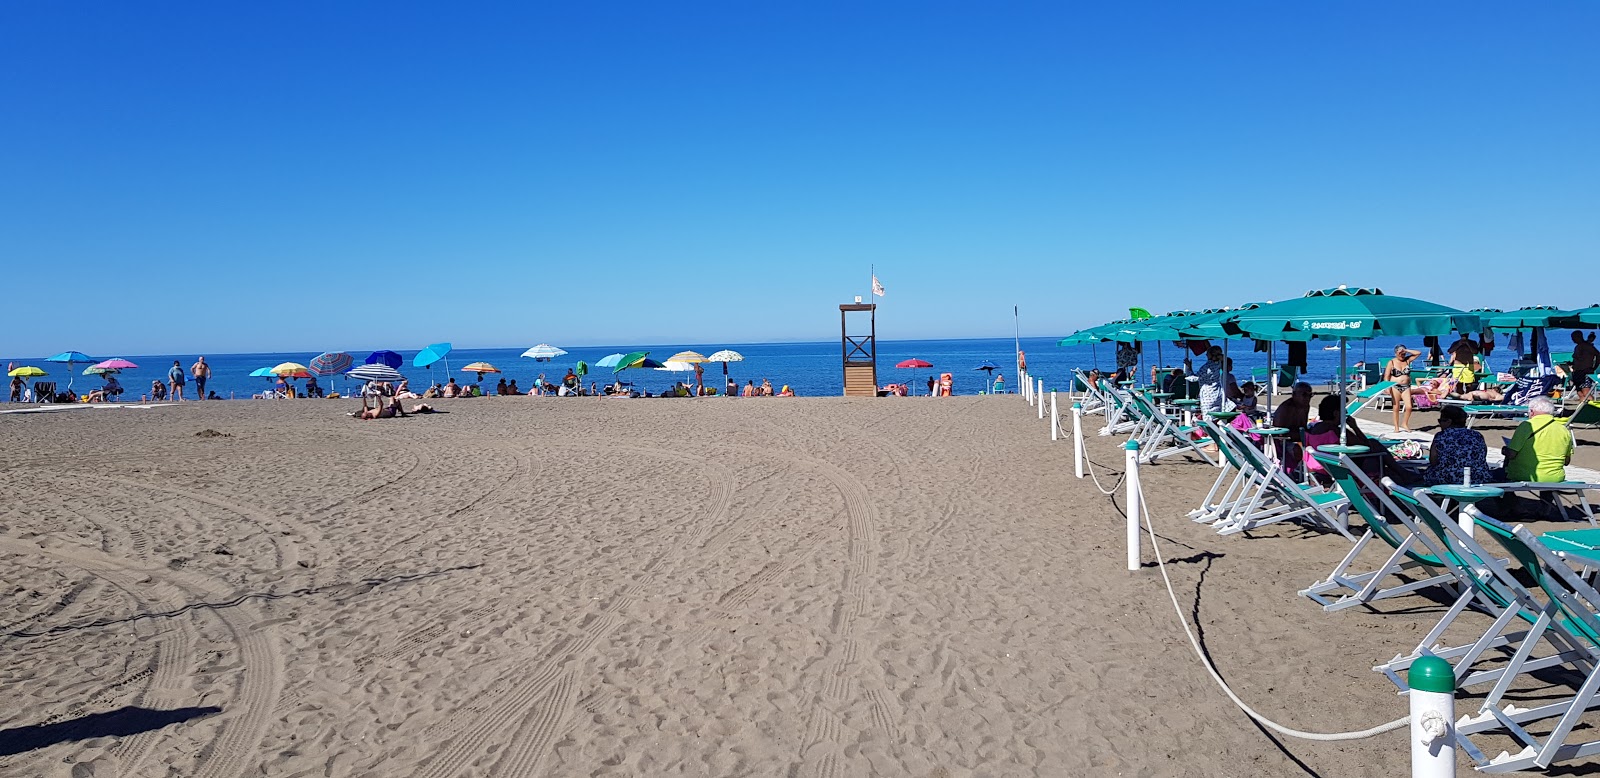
[3,395,1597,776]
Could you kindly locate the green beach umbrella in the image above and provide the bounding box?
[614,356,664,374]
[1222,286,1480,341]
[1485,305,1573,330]
[1551,304,1600,327]
[1221,286,1481,445]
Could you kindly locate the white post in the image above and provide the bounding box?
[1037,380,1045,419]
[1073,403,1085,479]
[1024,370,1032,404]
[1125,440,1141,572]
[1050,391,1059,441]
[1408,656,1456,778]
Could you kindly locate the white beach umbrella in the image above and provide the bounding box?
[655,361,697,372]
[346,364,405,382]
[706,350,744,392]
[521,344,568,361]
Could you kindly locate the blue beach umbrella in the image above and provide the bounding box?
[594,353,627,369]
[46,351,97,390]
[249,366,276,377]
[413,342,453,385]
[365,350,403,369]
[974,361,1000,393]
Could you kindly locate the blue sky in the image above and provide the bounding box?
[2,2,1596,356]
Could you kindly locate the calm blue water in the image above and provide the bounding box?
[2,333,1579,401]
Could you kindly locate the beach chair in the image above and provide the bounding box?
[1125,391,1216,466]
[1095,380,1140,436]
[1344,380,1397,416]
[33,381,56,403]
[1073,369,1109,416]
[1298,452,1460,611]
[1188,418,1275,525]
[1374,484,1594,699]
[1566,400,1600,431]
[1210,426,1354,539]
[1451,513,1600,772]
[1448,374,1561,428]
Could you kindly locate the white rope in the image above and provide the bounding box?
[1136,485,1408,741]
[1083,454,1125,496]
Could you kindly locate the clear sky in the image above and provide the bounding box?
[2,2,1596,356]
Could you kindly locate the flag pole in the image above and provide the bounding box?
[1013,305,1022,387]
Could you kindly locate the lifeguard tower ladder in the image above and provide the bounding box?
[840,302,877,397]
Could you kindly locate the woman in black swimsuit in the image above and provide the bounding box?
[1385,345,1422,431]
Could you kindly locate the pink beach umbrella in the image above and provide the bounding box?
[92,358,139,370]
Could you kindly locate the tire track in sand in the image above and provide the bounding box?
[0,536,284,778]
[782,451,888,778]
[416,443,737,778]
[83,473,321,575]
[0,536,199,776]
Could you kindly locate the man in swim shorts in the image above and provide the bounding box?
[191,356,211,400]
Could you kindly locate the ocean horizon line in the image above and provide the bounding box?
[2,334,1052,363]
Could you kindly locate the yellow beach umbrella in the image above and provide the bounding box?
[270,362,313,378]
[668,351,708,363]
[461,362,501,374]
[7,366,46,378]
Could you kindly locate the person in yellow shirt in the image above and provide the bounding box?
[1502,396,1573,483]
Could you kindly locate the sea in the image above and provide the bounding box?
[2,333,1577,402]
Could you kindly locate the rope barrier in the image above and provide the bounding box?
[1052,387,1410,746]
[1082,454,1124,496]
[1135,484,1408,741]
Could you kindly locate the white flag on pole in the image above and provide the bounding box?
[871,275,885,297]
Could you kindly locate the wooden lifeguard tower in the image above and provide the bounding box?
[840,302,877,397]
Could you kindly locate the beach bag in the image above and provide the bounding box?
[1388,439,1425,461]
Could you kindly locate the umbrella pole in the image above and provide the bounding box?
[1338,340,1349,446]
[1266,343,1275,419]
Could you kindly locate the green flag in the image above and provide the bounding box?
[1129,307,1152,320]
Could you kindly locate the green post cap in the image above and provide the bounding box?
[1408,655,1455,694]
[1073,402,1081,409]
[1124,440,1140,451]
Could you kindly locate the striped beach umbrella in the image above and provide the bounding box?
[347,364,404,382]
[270,362,313,378]
[521,344,568,361]
[309,351,354,375]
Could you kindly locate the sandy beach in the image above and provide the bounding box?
[3,395,1598,776]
